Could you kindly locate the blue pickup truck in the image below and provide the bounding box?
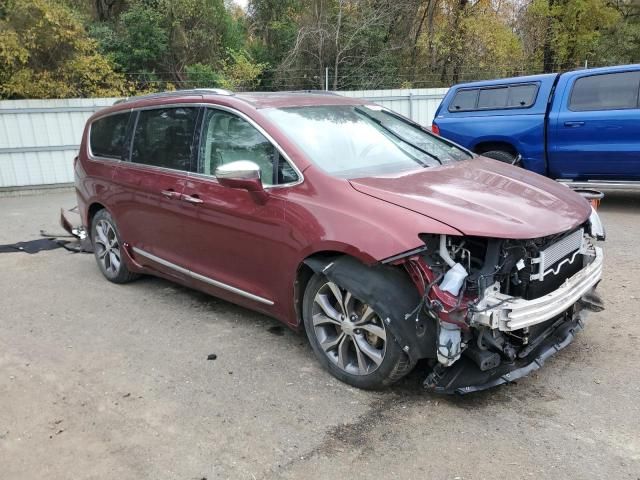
[432,64,640,187]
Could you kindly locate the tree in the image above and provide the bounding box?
[278,0,402,90]
[0,0,127,99]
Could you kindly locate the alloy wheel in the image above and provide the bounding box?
[94,219,121,276]
[312,281,387,375]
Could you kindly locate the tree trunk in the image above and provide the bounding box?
[542,0,556,73]
[451,0,468,84]
[332,0,343,90]
[410,1,431,82]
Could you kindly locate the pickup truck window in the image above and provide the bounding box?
[450,89,478,111]
[449,83,538,112]
[569,71,640,111]
[478,87,508,109]
[507,84,538,107]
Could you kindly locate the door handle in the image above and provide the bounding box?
[564,121,585,127]
[182,194,203,205]
[161,189,181,199]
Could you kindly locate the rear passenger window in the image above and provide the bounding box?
[570,71,640,111]
[199,108,298,186]
[449,89,478,111]
[130,107,198,171]
[90,112,131,159]
[478,87,508,109]
[507,84,538,107]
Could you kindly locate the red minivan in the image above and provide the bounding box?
[75,89,605,393]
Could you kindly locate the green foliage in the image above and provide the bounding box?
[550,0,620,68]
[110,3,169,72]
[460,7,525,79]
[2,0,639,98]
[0,0,127,99]
[185,63,224,88]
[219,50,267,90]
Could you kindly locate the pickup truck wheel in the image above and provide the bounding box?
[91,209,139,284]
[482,150,520,166]
[303,273,412,390]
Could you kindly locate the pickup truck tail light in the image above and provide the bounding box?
[431,122,440,135]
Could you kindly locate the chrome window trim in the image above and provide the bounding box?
[195,104,305,189]
[88,102,305,188]
[116,160,192,178]
[132,247,274,306]
[87,108,134,163]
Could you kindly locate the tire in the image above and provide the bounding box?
[302,272,412,390]
[481,150,520,165]
[91,209,139,284]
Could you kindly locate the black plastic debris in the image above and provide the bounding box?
[0,238,66,254]
[207,354,217,361]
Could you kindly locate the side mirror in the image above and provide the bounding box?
[215,160,268,203]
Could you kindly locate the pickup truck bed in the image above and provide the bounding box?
[432,64,640,185]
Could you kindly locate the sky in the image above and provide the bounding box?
[232,0,248,9]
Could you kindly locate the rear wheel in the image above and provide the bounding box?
[303,273,412,389]
[481,150,520,166]
[91,209,139,284]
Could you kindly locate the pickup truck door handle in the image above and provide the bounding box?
[160,189,181,199]
[182,194,204,205]
[564,121,585,127]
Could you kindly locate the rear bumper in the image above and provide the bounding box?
[425,312,585,394]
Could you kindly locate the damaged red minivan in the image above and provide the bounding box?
[74,89,605,393]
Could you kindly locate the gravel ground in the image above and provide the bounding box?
[0,189,639,480]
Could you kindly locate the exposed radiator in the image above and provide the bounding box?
[531,229,584,281]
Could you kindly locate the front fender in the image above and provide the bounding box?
[306,256,437,362]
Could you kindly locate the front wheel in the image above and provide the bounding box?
[302,273,412,389]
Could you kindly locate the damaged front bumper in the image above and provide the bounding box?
[425,311,586,394]
[471,245,603,331]
[397,233,604,394]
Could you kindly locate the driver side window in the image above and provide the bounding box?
[198,108,299,186]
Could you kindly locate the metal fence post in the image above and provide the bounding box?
[408,92,414,120]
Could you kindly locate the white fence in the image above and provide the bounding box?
[0,88,448,189]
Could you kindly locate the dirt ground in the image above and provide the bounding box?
[0,189,639,480]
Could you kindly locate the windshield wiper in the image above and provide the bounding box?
[354,107,443,165]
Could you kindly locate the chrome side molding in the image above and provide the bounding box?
[132,247,274,306]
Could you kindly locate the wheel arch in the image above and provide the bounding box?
[87,202,107,237]
[294,253,437,362]
[293,250,350,329]
[473,140,519,157]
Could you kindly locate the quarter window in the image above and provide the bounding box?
[130,107,198,170]
[449,83,538,112]
[89,112,131,159]
[507,84,538,107]
[569,71,640,111]
[449,89,478,111]
[199,109,298,186]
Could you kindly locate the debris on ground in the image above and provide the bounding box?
[267,326,285,336]
[0,238,66,254]
[59,206,93,253]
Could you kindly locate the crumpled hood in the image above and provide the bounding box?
[349,157,591,239]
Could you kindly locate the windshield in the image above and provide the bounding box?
[263,105,472,178]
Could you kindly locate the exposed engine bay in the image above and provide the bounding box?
[391,207,605,394]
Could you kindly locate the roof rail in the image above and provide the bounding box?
[113,88,234,105]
